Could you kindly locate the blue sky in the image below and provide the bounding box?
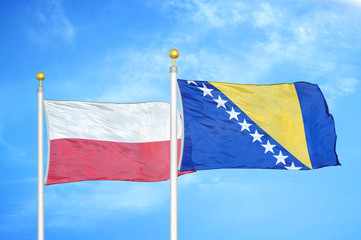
[1,0,361,239]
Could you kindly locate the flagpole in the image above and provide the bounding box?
[169,49,179,240]
[37,72,45,240]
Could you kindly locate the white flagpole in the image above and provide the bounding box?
[169,49,179,240]
[37,72,45,240]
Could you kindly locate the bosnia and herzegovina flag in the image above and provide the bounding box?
[178,79,340,172]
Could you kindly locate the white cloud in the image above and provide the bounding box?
[27,0,75,45]
[338,78,358,93]
[44,1,360,111]
[333,0,361,7]
[320,78,359,108]
[45,181,169,228]
[162,1,359,88]
[253,2,283,27]
[243,2,361,93]
[95,48,171,103]
[178,170,302,223]
[88,1,359,106]
[1,178,172,232]
[192,0,245,27]
[165,0,246,28]
[1,175,198,231]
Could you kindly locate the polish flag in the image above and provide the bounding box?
[44,100,188,185]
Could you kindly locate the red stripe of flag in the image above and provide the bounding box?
[46,138,191,185]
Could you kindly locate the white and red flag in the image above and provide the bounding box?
[44,100,186,185]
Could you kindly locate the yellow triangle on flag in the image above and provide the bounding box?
[210,81,312,169]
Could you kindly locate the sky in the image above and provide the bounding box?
[1,0,361,239]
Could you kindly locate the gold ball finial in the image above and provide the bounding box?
[36,72,45,86]
[169,49,179,59]
[37,72,45,81]
[169,49,179,66]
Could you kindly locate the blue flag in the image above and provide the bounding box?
[178,79,339,172]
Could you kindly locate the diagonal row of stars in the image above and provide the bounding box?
[188,80,302,170]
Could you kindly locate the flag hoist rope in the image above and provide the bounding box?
[37,72,45,240]
[169,49,179,240]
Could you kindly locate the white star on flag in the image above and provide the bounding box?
[226,107,240,120]
[250,130,263,143]
[274,150,288,165]
[285,162,302,170]
[238,119,252,132]
[213,95,227,109]
[187,80,197,85]
[198,83,214,97]
[261,140,276,153]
